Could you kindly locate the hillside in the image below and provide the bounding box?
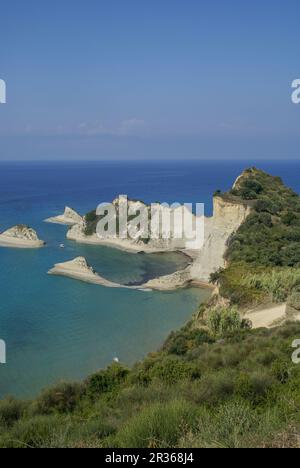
[1,322,300,448]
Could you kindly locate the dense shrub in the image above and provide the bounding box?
[186,370,236,405]
[85,363,129,400]
[163,327,213,355]
[32,382,84,415]
[111,400,197,448]
[0,415,67,448]
[0,398,27,427]
[131,356,201,386]
[207,307,251,336]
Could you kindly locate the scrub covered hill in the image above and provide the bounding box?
[225,167,300,267]
[1,322,300,448]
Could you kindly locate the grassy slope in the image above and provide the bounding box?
[2,168,300,448]
[1,323,300,448]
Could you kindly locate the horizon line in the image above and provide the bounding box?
[0,157,299,163]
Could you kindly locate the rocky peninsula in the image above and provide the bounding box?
[48,257,141,289]
[0,225,45,248]
[48,256,175,291]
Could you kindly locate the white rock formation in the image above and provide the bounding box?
[65,190,253,289]
[0,225,45,248]
[48,256,118,287]
[45,207,82,226]
[189,196,252,282]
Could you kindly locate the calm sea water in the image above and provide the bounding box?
[0,159,299,398]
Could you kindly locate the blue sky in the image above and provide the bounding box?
[0,0,299,160]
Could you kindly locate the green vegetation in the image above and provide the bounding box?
[84,209,100,236]
[211,263,300,307]
[207,306,251,336]
[226,168,300,267]
[1,322,300,448]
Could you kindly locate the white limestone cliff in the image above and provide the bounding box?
[189,196,252,282]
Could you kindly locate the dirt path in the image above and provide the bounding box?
[245,304,287,328]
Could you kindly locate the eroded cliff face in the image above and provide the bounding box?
[189,196,252,282]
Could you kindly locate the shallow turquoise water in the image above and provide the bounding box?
[0,237,209,398]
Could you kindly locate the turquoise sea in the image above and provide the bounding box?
[0,159,299,398]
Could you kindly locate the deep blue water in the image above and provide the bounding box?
[0,159,299,398]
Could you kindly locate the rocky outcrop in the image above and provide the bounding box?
[45,207,82,226]
[0,225,45,248]
[189,196,252,282]
[142,268,193,291]
[48,257,120,287]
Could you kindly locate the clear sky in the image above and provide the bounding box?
[0,0,299,160]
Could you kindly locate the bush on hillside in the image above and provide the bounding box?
[32,382,84,415]
[85,364,130,400]
[207,307,251,336]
